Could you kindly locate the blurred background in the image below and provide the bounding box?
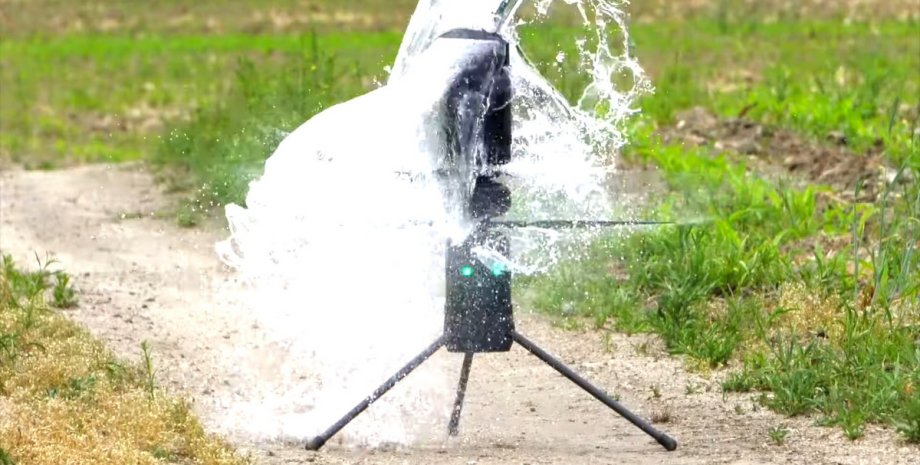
[2,1,916,208]
[1,0,918,445]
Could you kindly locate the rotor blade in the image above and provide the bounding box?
[492,220,674,230]
[492,0,526,32]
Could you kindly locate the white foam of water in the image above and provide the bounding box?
[214,0,648,447]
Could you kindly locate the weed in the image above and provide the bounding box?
[0,447,15,465]
[768,425,790,446]
[46,375,98,400]
[2,254,51,304]
[50,272,77,309]
[895,387,920,443]
[633,341,651,356]
[0,333,21,363]
[722,371,757,393]
[651,409,673,424]
[104,360,128,382]
[151,445,179,462]
[176,201,202,229]
[840,408,866,441]
[650,384,662,399]
[140,341,157,400]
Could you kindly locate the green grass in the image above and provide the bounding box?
[516,17,918,441]
[151,33,395,215]
[4,14,916,174]
[524,20,920,163]
[523,124,918,440]
[153,18,917,213]
[768,425,790,446]
[0,32,399,168]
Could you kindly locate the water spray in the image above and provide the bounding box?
[219,0,672,451]
[303,26,677,453]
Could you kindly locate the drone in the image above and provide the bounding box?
[304,9,678,453]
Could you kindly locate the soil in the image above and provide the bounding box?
[630,0,919,21]
[662,107,908,201]
[1,164,916,465]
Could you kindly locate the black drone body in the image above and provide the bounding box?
[439,28,514,353]
[304,30,677,453]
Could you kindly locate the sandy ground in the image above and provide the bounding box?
[0,164,916,465]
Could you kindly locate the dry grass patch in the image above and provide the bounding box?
[0,256,247,465]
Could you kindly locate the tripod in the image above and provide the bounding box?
[304,223,677,452]
[304,322,678,452]
[304,26,677,453]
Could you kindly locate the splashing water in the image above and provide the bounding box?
[215,0,648,446]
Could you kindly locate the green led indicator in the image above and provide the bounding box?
[491,263,508,277]
[460,265,475,278]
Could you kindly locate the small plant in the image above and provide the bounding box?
[722,371,757,393]
[0,447,16,465]
[843,424,864,441]
[2,254,50,304]
[651,409,673,424]
[51,272,77,309]
[65,375,98,400]
[0,333,21,363]
[685,382,701,395]
[650,384,662,399]
[633,341,650,356]
[895,387,920,443]
[105,360,128,382]
[175,201,201,228]
[151,445,178,462]
[768,425,790,446]
[140,341,157,400]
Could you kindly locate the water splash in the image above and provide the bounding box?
[215,0,648,446]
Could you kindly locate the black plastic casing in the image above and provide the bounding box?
[440,29,515,353]
[445,228,513,353]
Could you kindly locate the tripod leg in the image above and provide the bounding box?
[511,331,677,451]
[305,335,446,451]
[448,352,474,436]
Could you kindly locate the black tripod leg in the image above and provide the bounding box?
[448,352,474,436]
[305,335,446,451]
[511,331,677,451]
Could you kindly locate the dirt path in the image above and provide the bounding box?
[0,164,915,465]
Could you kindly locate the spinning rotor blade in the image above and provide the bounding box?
[492,220,675,230]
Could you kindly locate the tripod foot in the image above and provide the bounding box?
[511,330,677,451]
[305,437,326,451]
[448,353,474,436]
[303,336,446,451]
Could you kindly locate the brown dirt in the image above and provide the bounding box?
[2,0,916,38]
[630,0,920,21]
[0,164,916,465]
[662,106,902,200]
